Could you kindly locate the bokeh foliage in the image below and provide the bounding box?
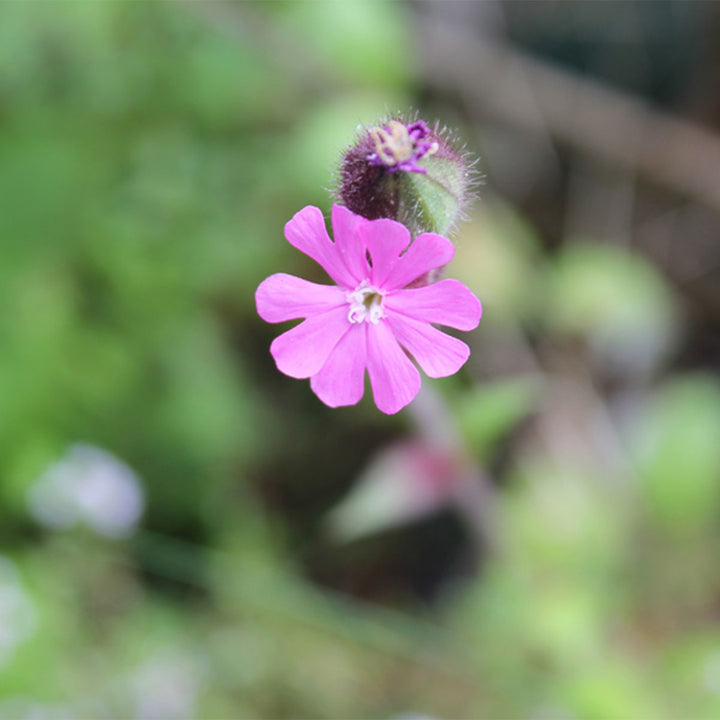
[1,2,719,719]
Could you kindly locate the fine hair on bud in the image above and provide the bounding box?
[335,114,478,238]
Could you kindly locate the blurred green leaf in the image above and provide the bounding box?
[288,90,410,195]
[456,376,540,457]
[270,0,412,87]
[566,658,662,720]
[451,200,543,324]
[546,242,678,372]
[633,373,720,533]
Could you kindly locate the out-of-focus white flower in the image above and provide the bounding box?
[27,444,144,538]
[130,650,200,720]
[0,556,36,669]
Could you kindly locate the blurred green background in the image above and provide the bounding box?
[2,2,720,718]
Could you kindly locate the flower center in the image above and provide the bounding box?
[347,281,385,324]
[367,120,439,173]
[369,121,415,165]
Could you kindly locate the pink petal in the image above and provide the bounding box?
[256,273,346,323]
[366,321,421,415]
[284,206,356,288]
[270,306,350,379]
[310,323,367,407]
[382,232,455,290]
[386,312,471,378]
[359,218,412,287]
[331,205,370,284]
[385,279,482,331]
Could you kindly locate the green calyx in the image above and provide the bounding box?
[396,154,470,237]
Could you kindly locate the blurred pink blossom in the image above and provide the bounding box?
[326,441,464,541]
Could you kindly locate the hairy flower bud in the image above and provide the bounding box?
[336,116,475,238]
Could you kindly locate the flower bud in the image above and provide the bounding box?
[336,117,474,238]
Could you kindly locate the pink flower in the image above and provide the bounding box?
[255,205,482,415]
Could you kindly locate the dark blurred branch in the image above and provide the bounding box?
[415,14,720,214]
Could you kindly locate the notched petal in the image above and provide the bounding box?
[284,206,356,288]
[385,279,482,331]
[359,218,411,287]
[383,232,455,290]
[387,313,471,378]
[366,322,421,414]
[310,324,367,408]
[331,204,371,283]
[270,307,350,379]
[256,273,346,323]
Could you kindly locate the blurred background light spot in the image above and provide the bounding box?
[27,444,144,538]
[129,650,200,720]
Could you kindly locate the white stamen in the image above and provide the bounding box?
[347,281,385,324]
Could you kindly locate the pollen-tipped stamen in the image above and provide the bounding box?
[367,120,438,174]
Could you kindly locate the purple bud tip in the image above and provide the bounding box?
[336,114,475,233]
[366,119,439,174]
